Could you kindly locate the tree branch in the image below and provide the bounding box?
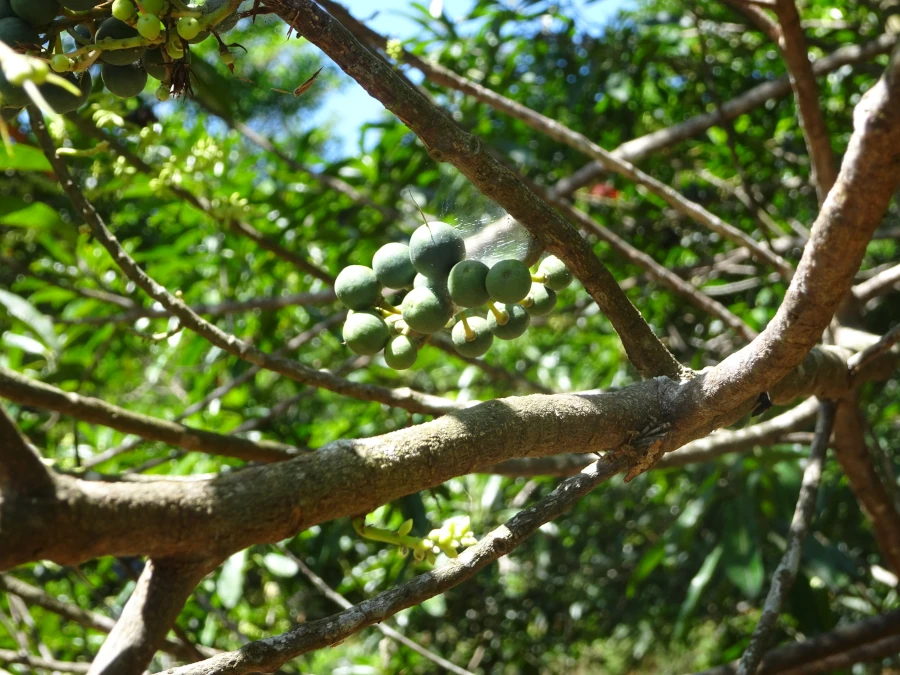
[736,401,835,675]
[721,0,782,44]
[852,261,900,302]
[0,404,53,495]
[772,0,838,203]
[87,557,216,675]
[0,649,90,673]
[832,399,900,573]
[161,453,629,675]
[318,0,793,281]
[56,291,336,326]
[552,34,897,197]
[28,109,462,417]
[275,0,683,380]
[0,367,304,464]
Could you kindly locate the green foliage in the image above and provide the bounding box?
[0,0,898,672]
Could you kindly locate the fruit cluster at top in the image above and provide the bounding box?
[0,0,238,116]
[335,221,573,370]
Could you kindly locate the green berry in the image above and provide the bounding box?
[342,312,389,356]
[38,70,92,113]
[400,287,452,334]
[155,83,168,100]
[522,283,557,316]
[451,316,493,358]
[486,259,531,304]
[136,13,161,39]
[141,0,165,15]
[10,0,58,27]
[448,259,489,308]
[50,54,71,73]
[0,17,41,51]
[101,62,147,97]
[384,335,417,370]
[335,265,382,311]
[408,221,465,278]
[538,255,573,291]
[141,47,167,80]
[165,37,183,59]
[487,303,530,340]
[112,0,136,21]
[95,18,146,65]
[372,242,416,289]
[176,16,200,40]
[220,50,234,65]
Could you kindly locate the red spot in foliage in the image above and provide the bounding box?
[589,182,619,199]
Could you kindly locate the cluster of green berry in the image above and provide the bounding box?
[335,221,573,369]
[353,515,477,565]
[0,0,237,117]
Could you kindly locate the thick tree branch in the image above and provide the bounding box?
[699,49,900,411]
[487,397,819,476]
[773,0,838,203]
[722,0,782,43]
[0,368,304,464]
[0,345,852,570]
[0,404,53,495]
[161,454,629,675]
[28,109,462,417]
[56,291,336,326]
[276,0,683,380]
[87,557,216,675]
[736,402,835,675]
[553,34,897,197]
[319,0,792,281]
[832,399,900,573]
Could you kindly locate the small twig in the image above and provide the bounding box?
[849,323,900,375]
[736,401,836,675]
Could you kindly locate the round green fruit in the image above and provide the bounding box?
[10,0,59,27]
[136,14,161,39]
[111,0,135,20]
[373,242,416,289]
[186,28,208,43]
[154,83,168,100]
[39,70,91,113]
[176,16,200,39]
[408,221,465,278]
[400,286,452,334]
[96,18,146,65]
[522,283,557,316]
[141,47,167,79]
[101,62,147,97]
[487,303,530,340]
[197,0,237,32]
[342,312,389,356]
[451,316,493,358]
[538,255,573,291]
[448,259,489,308]
[164,37,183,59]
[0,0,14,20]
[0,16,41,49]
[0,69,30,107]
[335,265,381,311]
[141,0,165,15]
[384,335,417,370]
[486,259,531,304]
[50,54,71,73]
[71,23,92,43]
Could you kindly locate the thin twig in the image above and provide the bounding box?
[736,401,836,675]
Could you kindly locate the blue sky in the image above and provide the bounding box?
[312,0,633,158]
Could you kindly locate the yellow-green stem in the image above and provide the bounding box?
[460,312,476,342]
[487,300,509,326]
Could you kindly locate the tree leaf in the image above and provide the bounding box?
[0,289,60,351]
[674,544,723,639]
[217,548,247,609]
[262,552,299,578]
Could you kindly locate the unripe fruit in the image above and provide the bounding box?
[384,335,417,370]
[101,62,147,97]
[522,283,557,316]
[448,259,489,307]
[335,265,381,311]
[0,0,11,19]
[486,259,531,304]
[10,0,58,27]
[141,47,167,79]
[60,0,103,9]
[96,18,146,65]
[372,242,416,289]
[165,37,183,59]
[176,16,200,40]
[136,14,161,39]
[111,0,136,20]
[487,303,530,339]
[50,54,71,73]
[538,255,573,291]
[0,16,41,50]
[400,287,452,334]
[141,0,165,15]
[220,50,234,65]
[342,312,389,356]
[408,221,465,278]
[451,316,493,358]
[38,70,91,113]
